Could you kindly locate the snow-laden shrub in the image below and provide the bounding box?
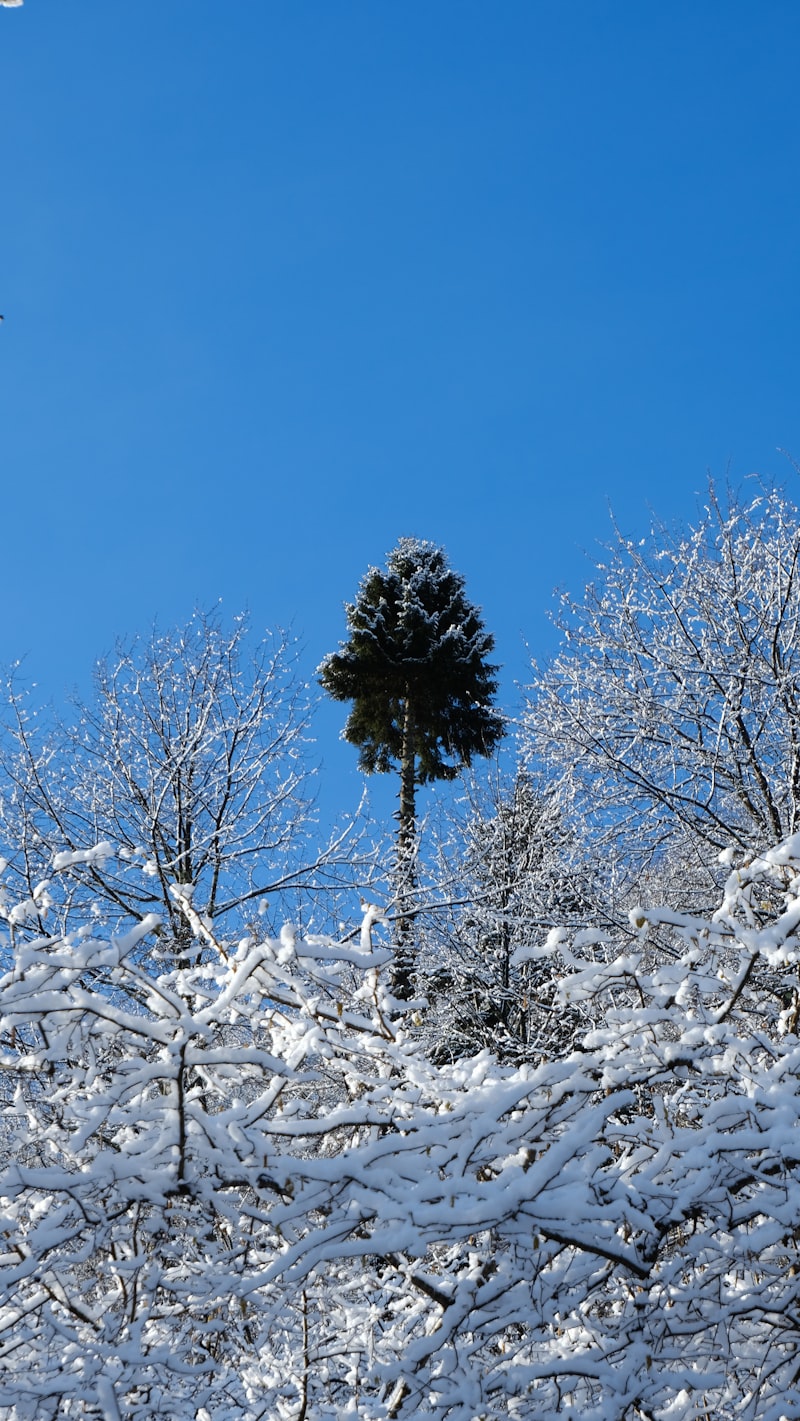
[3,842,800,1418]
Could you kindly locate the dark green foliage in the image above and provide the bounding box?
[319,538,504,787]
[321,538,504,994]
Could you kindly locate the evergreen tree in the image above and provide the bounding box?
[320,538,504,990]
[420,768,596,1063]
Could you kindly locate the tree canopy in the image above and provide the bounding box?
[319,538,503,836]
[0,611,358,958]
[527,482,800,891]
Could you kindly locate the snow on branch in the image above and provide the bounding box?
[3,841,800,1416]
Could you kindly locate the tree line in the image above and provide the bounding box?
[4,479,800,1418]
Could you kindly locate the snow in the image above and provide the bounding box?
[52,841,114,871]
[3,837,800,1415]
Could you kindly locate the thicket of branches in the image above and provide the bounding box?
[5,835,800,1419]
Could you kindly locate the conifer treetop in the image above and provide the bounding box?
[319,537,504,785]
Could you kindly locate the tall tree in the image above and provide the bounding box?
[319,538,504,987]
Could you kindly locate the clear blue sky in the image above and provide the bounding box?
[2,2,800,821]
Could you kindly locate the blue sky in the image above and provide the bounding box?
[2,2,800,822]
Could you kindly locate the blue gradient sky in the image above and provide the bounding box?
[2,2,800,821]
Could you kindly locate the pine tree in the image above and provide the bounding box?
[319,537,504,992]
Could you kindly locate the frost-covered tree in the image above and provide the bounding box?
[6,831,800,1417]
[527,481,800,899]
[420,767,598,1062]
[0,611,354,963]
[320,538,503,990]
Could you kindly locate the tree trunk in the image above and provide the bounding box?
[394,690,417,999]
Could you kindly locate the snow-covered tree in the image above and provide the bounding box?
[419,766,598,1063]
[6,827,800,1417]
[320,539,503,993]
[527,481,800,900]
[0,611,355,963]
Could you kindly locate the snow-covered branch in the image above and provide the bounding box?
[3,839,800,1416]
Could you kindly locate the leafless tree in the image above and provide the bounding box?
[0,610,356,960]
[526,480,800,900]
